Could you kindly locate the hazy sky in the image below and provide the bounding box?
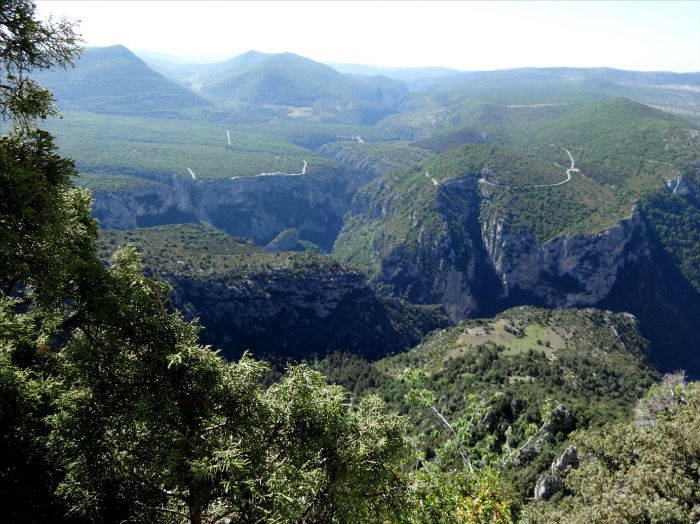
[36,1,700,72]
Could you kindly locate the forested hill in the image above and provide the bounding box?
[97,224,449,361]
[316,306,660,498]
[33,45,212,116]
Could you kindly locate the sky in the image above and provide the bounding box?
[35,1,700,72]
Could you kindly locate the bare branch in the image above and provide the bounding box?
[421,391,474,473]
[499,421,548,468]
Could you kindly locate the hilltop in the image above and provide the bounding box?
[33,45,211,117]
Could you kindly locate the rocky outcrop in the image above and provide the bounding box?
[544,404,575,434]
[482,206,650,308]
[519,404,575,463]
[666,172,700,205]
[264,229,321,253]
[194,174,352,251]
[168,264,448,361]
[340,168,659,323]
[338,147,659,325]
[91,175,195,229]
[534,446,580,500]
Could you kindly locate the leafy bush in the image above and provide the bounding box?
[521,374,700,523]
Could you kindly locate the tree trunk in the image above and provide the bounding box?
[189,501,202,524]
[188,492,203,524]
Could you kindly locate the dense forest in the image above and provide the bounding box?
[1,2,698,523]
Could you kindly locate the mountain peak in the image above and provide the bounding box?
[86,44,140,61]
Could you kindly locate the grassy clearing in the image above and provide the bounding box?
[448,319,563,361]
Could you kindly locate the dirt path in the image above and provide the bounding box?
[186,167,197,180]
[479,147,578,189]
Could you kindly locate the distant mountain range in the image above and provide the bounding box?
[33,45,211,117]
[34,45,700,125]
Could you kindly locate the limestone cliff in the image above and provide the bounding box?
[481,205,649,309]
[91,169,366,252]
[333,144,698,375]
[375,177,494,321]
[98,224,448,362]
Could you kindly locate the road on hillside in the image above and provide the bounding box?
[478,147,579,189]
[231,160,307,180]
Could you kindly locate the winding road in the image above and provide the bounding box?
[230,160,307,180]
[478,147,579,189]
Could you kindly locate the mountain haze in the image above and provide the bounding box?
[34,45,211,116]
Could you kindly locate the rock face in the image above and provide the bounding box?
[168,264,448,361]
[91,176,196,229]
[534,446,580,501]
[544,404,575,435]
[666,172,700,203]
[91,170,366,252]
[377,177,499,321]
[364,177,653,325]
[482,206,649,309]
[336,157,698,376]
[98,223,449,362]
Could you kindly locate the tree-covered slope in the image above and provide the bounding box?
[141,49,273,91]
[521,375,700,523]
[42,110,320,183]
[202,52,407,124]
[508,98,699,184]
[332,103,699,376]
[393,98,698,243]
[319,140,434,177]
[376,67,699,138]
[33,45,212,116]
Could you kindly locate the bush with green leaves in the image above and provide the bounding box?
[521,374,700,524]
[395,369,518,524]
[402,468,514,524]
